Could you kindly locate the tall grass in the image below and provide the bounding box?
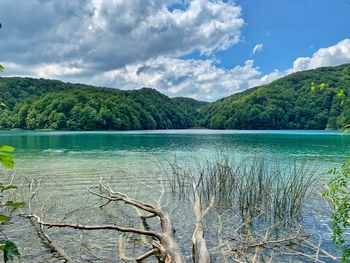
[169,156,317,223]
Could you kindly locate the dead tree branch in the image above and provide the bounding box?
[21,181,186,263]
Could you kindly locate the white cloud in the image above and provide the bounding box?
[291,39,350,72]
[90,58,262,101]
[0,61,90,80]
[252,43,263,55]
[0,0,243,70]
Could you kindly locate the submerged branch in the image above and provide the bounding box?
[21,213,160,237]
[22,180,186,263]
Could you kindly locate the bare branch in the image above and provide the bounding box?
[20,214,160,238]
[79,234,110,263]
[136,248,158,262]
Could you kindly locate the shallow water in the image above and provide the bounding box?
[1,130,349,262]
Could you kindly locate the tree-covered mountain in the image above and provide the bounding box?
[173,97,208,110]
[172,97,208,123]
[0,78,198,130]
[0,63,350,130]
[201,64,350,130]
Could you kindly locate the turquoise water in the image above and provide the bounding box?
[2,129,349,162]
[3,129,350,192]
[1,130,349,262]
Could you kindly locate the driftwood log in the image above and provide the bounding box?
[21,181,210,262]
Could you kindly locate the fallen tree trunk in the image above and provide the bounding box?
[21,182,187,262]
[191,175,212,263]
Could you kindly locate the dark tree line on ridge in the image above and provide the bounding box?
[201,63,350,130]
[0,63,349,131]
[0,78,201,130]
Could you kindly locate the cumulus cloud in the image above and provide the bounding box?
[252,43,263,55]
[0,0,243,71]
[0,0,250,100]
[291,39,350,72]
[1,61,89,80]
[89,58,261,101]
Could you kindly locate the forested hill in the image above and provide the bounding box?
[201,63,350,130]
[0,77,201,130]
[0,63,350,130]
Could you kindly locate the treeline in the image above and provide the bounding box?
[0,63,350,130]
[201,64,350,130]
[0,78,201,130]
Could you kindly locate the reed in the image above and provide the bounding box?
[169,156,317,223]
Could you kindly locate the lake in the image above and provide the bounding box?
[1,130,349,262]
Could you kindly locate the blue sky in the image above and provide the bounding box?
[226,0,350,73]
[0,0,349,101]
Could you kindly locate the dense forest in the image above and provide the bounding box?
[0,78,201,130]
[202,63,350,129]
[0,63,349,130]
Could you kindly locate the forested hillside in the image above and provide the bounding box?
[0,78,199,130]
[201,64,350,130]
[0,63,350,130]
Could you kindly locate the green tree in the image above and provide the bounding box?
[0,24,23,262]
[313,82,350,262]
[0,145,21,262]
[323,161,350,262]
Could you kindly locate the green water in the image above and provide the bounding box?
[2,129,350,168]
[1,130,349,262]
